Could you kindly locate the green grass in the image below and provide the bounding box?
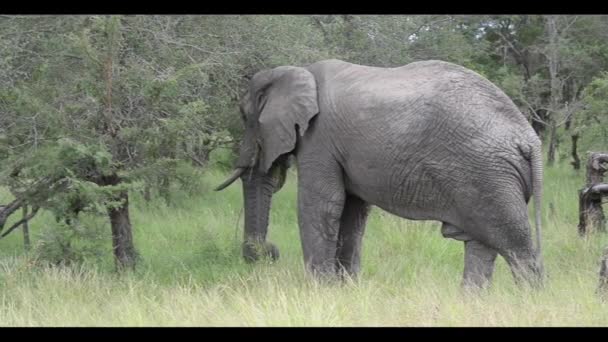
[1,164,608,326]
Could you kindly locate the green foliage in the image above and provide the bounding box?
[493,66,525,99]
[577,72,608,152]
[209,148,238,172]
[30,219,108,267]
[0,137,136,226]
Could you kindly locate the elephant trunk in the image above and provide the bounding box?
[215,128,284,262]
[241,169,279,262]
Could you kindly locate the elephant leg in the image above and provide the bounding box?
[471,218,542,288]
[451,188,543,289]
[487,219,542,288]
[501,246,543,288]
[336,195,370,280]
[441,223,497,290]
[462,240,498,290]
[297,161,345,280]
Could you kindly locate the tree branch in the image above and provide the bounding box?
[559,16,579,37]
[0,198,24,232]
[406,16,453,41]
[0,206,39,239]
[187,153,206,168]
[517,94,550,126]
[135,26,236,56]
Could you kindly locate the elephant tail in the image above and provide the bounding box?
[530,143,543,264]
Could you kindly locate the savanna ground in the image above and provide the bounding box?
[1,160,608,327]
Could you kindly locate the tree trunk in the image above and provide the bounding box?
[159,175,171,204]
[143,184,151,202]
[22,204,30,251]
[600,247,608,297]
[101,173,137,270]
[547,120,558,166]
[108,190,137,270]
[545,15,561,168]
[571,133,581,170]
[578,152,608,235]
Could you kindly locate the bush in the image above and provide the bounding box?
[30,219,108,267]
[208,147,237,171]
[174,161,207,195]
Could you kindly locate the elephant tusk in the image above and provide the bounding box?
[214,168,246,191]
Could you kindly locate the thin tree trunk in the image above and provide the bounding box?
[600,247,608,297]
[571,133,581,170]
[22,204,30,251]
[547,120,558,166]
[546,16,561,167]
[159,175,171,204]
[143,185,151,202]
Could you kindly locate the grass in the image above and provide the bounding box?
[1,162,608,326]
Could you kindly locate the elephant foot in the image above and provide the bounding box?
[242,241,280,263]
[302,258,341,283]
[508,255,545,290]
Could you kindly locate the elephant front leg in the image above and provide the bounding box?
[462,240,498,291]
[297,168,345,280]
[336,195,370,280]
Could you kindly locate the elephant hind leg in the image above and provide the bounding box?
[469,218,542,289]
[500,246,543,288]
[441,223,498,290]
[336,195,371,280]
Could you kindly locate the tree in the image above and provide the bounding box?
[466,15,608,167]
[0,15,332,269]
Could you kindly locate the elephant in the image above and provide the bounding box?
[215,59,544,289]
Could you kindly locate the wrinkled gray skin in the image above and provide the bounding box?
[216,59,544,290]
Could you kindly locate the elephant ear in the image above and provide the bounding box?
[252,66,319,173]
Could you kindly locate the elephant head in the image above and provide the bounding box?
[215,66,319,262]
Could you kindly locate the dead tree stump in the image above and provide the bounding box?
[578,152,608,236]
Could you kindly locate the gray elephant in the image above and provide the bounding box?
[216,59,543,289]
